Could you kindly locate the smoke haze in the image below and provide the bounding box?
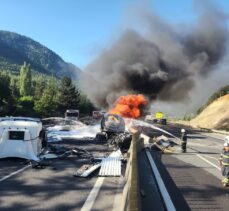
[82,1,228,112]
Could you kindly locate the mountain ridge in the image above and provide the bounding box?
[0,30,81,78]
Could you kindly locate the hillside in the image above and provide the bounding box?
[190,94,229,130]
[0,30,81,78]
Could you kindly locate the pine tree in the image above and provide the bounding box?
[57,76,80,113]
[78,94,95,115]
[19,62,32,96]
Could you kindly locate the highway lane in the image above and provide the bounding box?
[0,122,227,210]
[139,122,228,210]
[160,123,228,211]
[0,139,124,211]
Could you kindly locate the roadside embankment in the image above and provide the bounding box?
[170,119,229,136]
[169,94,229,134]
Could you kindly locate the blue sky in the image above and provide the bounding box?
[0,0,228,69]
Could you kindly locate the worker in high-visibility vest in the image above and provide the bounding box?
[181,128,187,153]
[219,137,229,187]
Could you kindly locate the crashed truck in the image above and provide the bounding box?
[0,117,46,161]
[96,113,132,152]
[65,109,79,121]
[145,111,167,125]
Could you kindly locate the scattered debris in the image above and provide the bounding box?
[30,160,50,169]
[109,132,132,152]
[73,163,101,177]
[39,153,59,159]
[140,132,175,153]
[39,145,93,160]
[73,149,123,178]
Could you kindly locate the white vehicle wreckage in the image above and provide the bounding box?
[0,114,178,177]
[0,117,45,161]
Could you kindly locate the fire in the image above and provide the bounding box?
[109,94,147,118]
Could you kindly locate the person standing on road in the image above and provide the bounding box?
[181,129,187,153]
[219,136,229,187]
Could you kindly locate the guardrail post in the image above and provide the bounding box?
[128,131,142,211]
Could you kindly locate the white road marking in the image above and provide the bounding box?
[81,177,105,211]
[202,134,225,141]
[146,150,176,211]
[196,154,221,171]
[0,165,31,182]
[202,154,219,161]
[112,177,124,211]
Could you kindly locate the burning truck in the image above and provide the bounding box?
[95,94,147,151]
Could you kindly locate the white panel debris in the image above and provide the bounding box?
[73,149,122,178]
[98,149,122,177]
[99,157,121,177]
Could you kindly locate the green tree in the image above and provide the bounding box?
[19,62,32,96]
[34,78,57,117]
[16,96,35,117]
[34,76,46,100]
[0,72,15,115]
[57,76,80,113]
[10,75,20,98]
[78,94,95,115]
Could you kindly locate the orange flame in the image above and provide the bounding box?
[109,94,148,118]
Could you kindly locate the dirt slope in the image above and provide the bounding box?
[191,94,229,130]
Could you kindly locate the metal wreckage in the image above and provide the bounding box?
[0,114,176,178]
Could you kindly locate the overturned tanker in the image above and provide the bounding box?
[96,114,132,152]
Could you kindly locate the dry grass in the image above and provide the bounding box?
[190,94,229,130]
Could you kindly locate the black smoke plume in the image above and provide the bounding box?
[82,2,228,108]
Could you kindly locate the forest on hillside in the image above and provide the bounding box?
[0,63,94,118]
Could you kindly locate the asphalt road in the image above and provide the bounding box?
[0,139,124,211]
[142,123,229,211]
[1,122,228,211]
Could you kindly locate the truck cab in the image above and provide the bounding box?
[0,117,44,160]
[65,109,79,121]
[145,111,167,125]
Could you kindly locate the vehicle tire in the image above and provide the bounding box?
[40,129,47,148]
[161,119,167,125]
